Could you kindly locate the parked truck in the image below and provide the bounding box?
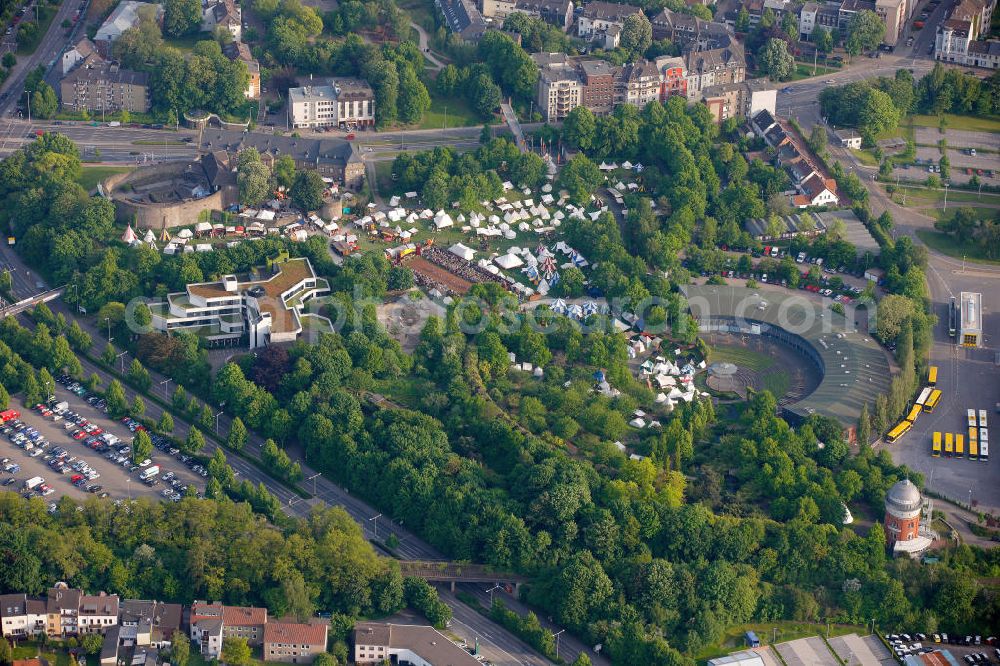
[24,476,44,490]
[138,465,160,481]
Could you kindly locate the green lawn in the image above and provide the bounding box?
[708,345,776,372]
[695,622,868,662]
[910,113,1000,133]
[790,62,840,81]
[761,371,791,399]
[916,228,1000,265]
[406,92,483,130]
[16,4,58,55]
[164,31,212,52]
[76,166,133,191]
[850,148,880,167]
[890,184,1000,206]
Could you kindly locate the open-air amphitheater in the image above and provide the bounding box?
[683,285,892,440]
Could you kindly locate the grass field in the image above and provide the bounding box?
[407,93,483,130]
[850,148,880,167]
[76,165,132,191]
[791,62,840,81]
[761,372,791,399]
[910,113,1000,134]
[708,345,776,372]
[891,184,1000,206]
[916,229,1000,265]
[164,32,211,52]
[696,622,868,661]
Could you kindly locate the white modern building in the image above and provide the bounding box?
[94,1,163,53]
[708,651,766,666]
[354,623,481,666]
[287,79,375,129]
[150,257,332,349]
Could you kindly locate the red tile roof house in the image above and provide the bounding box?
[263,621,329,664]
[190,602,267,658]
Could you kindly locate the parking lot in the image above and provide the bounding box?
[827,634,896,666]
[0,379,205,508]
[884,633,999,665]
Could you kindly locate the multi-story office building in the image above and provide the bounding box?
[151,258,331,349]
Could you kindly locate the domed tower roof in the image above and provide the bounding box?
[886,479,922,514]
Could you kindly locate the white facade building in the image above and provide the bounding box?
[287,79,375,129]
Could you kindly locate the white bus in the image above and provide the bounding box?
[916,387,933,406]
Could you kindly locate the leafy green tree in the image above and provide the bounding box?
[759,38,795,81]
[128,358,152,391]
[200,404,215,430]
[133,430,153,463]
[170,632,190,666]
[227,416,248,452]
[813,26,833,55]
[105,379,128,416]
[558,153,603,204]
[398,64,431,124]
[184,427,205,453]
[621,13,652,57]
[290,170,325,212]
[30,83,58,119]
[132,395,146,417]
[66,321,92,351]
[172,384,188,411]
[163,0,201,36]
[1,52,14,68]
[221,637,252,666]
[274,155,296,189]
[562,106,596,151]
[0,636,13,665]
[846,9,885,56]
[471,74,502,120]
[158,411,174,434]
[238,154,273,206]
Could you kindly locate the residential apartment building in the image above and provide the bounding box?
[684,41,746,99]
[151,258,331,349]
[935,0,998,66]
[577,1,643,47]
[746,0,795,24]
[60,61,150,114]
[533,52,671,120]
[202,0,242,40]
[354,623,481,666]
[875,0,908,45]
[650,8,733,48]
[480,0,574,30]
[46,586,82,638]
[79,594,120,635]
[699,77,776,124]
[657,55,688,99]
[798,0,912,44]
[435,0,488,40]
[287,79,375,129]
[751,110,840,208]
[0,594,47,638]
[118,600,183,647]
[263,621,329,663]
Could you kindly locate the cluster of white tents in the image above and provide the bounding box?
[636,356,710,410]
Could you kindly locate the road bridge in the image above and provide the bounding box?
[399,560,528,593]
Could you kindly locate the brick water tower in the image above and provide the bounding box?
[884,479,922,545]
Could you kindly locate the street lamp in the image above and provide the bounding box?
[115,351,127,373]
[943,182,950,210]
[369,513,382,539]
[158,378,171,399]
[104,317,113,343]
[25,89,31,124]
[486,584,502,606]
[306,471,320,495]
[553,629,565,659]
[214,410,224,434]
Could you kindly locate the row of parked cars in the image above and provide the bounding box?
[886,633,998,662]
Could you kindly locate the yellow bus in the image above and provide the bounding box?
[923,389,942,413]
[932,432,942,457]
[955,434,964,458]
[945,432,954,457]
[887,421,912,443]
[969,435,979,461]
[928,366,938,386]
[906,404,922,423]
